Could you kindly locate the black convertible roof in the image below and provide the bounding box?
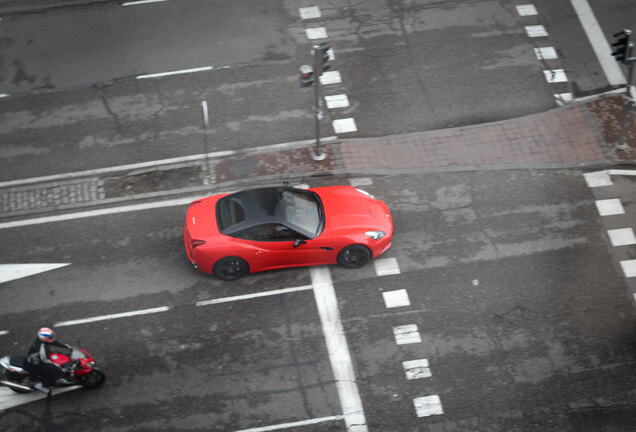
[216,186,321,238]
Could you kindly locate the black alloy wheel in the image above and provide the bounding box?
[213,257,249,281]
[81,369,106,389]
[337,245,371,269]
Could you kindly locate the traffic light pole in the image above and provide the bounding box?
[311,46,327,161]
[616,58,634,150]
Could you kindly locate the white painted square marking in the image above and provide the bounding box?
[305,27,328,40]
[374,257,401,276]
[349,177,373,187]
[607,228,636,246]
[516,4,538,15]
[621,260,636,278]
[320,71,342,85]
[382,289,411,308]
[402,359,431,380]
[525,25,548,37]
[595,198,625,216]
[413,395,444,417]
[534,47,558,60]
[299,6,321,19]
[554,93,574,106]
[393,324,421,345]
[325,94,350,109]
[332,118,358,133]
[584,171,612,187]
[543,69,568,83]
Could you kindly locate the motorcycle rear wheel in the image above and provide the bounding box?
[3,371,31,393]
[80,369,105,389]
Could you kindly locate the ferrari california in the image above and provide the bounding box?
[183,184,393,280]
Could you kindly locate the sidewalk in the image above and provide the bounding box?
[217,94,636,182]
[1,94,635,219]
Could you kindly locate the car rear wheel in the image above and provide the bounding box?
[213,257,249,281]
[337,245,371,269]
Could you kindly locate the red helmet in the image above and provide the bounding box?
[37,327,55,343]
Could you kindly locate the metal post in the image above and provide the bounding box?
[201,101,214,183]
[616,59,634,150]
[311,46,327,161]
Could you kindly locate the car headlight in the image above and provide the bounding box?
[356,188,376,200]
[365,231,385,240]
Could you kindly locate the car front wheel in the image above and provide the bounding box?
[213,257,249,281]
[337,245,371,269]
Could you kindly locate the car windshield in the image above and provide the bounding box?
[217,187,323,238]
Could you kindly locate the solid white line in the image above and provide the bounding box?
[196,285,313,306]
[0,330,8,336]
[609,169,636,176]
[123,0,168,5]
[0,197,195,230]
[137,66,213,79]
[235,415,343,432]
[55,306,170,327]
[0,137,337,189]
[570,0,626,87]
[310,267,367,432]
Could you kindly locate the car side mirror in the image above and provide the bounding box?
[293,239,307,248]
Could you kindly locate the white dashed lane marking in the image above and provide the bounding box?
[595,198,625,216]
[305,27,328,39]
[413,395,444,417]
[525,25,548,37]
[393,324,422,345]
[402,359,432,380]
[382,289,411,308]
[299,6,321,20]
[543,69,568,83]
[534,47,558,60]
[324,94,350,109]
[374,257,401,276]
[0,330,8,336]
[320,71,342,85]
[621,260,636,278]
[54,306,170,327]
[607,228,636,247]
[349,178,373,187]
[332,118,358,133]
[516,4,538,16]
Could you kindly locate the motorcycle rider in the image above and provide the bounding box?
[26,327,71,394]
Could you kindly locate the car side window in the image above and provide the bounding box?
[236,224,299,242]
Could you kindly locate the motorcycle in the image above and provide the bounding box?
[0,345,105,393]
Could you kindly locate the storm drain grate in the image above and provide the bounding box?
[0,179,105,213]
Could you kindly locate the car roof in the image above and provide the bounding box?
[217,186,319,237]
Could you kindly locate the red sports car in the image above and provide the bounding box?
[183,184,393,280]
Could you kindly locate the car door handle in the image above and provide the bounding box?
[320,247,334,251]
[256,250,263,255]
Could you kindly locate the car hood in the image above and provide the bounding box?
[313,186,391,232]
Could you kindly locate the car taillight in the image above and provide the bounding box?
[191,240,206,248]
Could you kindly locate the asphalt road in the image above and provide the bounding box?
[2,0,635,181]
[1,0,636,431]
[1,170,635,431]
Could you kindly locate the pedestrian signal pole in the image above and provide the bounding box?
[611,29,635,150]
[299,42,331,161]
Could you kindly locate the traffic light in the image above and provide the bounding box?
[314,42,331,75]
[299,65,314,87]
[612,29,632,63]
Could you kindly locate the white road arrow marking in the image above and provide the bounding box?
[0,264,70,284]
[0,386,80,411]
